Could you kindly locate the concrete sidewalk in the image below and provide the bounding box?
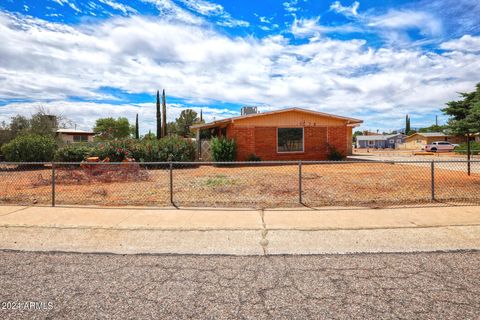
[0,205,479,255]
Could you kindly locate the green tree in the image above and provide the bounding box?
[142,130,156,140]
[174,109,201,137]
[418,124,447,133]
[30,113,58,137]
[135,114,139,139]
[162,89,167,137]
[156,90,162,139]
[442,83,480,136]
[352,130,363,142]
[93,117,131,140]
[167,121,178,136]
[8,115,30,138]
[405,114,411,135]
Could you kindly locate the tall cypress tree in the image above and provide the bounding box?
[156,90,162,139]
[200,109,203,122]
[162,89,167,137]
[405,114,411,134]
[135,113,139,139]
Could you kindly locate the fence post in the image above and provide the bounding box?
[169,162,174,205]
[51,162,56,207]
[431,161,435,201]
[298,160,302,204]
[467,135,471,176]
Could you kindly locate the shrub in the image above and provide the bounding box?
[211,137,236,162]
[54,144,94,162]
[90,141,132,162]
[85,137,196,162]
[455,142,480,155]
[157,136,196,162]
[246,153,261,161]
[1,134,57,162]
[327,144,344,161]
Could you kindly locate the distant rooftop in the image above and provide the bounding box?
[56,129,94,134]
[356,133,403,141]
[413,132,446,137]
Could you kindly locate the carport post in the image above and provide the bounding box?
[51,162,56,207]
[431,161,435,201]
[169,162,174,205]
[298,160,302,204]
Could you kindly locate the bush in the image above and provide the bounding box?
[54,144,94,162]
[327,144,344,161]
[1,134,57,162]
[455,142,480,155]
[211,137,236,162]
[157,136,196,162]
[90,140,133,162]
[85,137,196,162]
[246,153,261,161]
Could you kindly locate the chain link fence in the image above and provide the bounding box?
[0,160,479,208]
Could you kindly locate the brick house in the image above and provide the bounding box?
[191,108,362,161]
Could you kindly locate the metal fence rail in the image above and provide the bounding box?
[0,160,479,208]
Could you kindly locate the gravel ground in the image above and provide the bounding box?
[0,250,479,319]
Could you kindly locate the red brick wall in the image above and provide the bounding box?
[227,124,348,161]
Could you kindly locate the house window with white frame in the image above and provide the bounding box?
[277,128,304,152]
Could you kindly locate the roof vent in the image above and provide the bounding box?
[241,106,258,116]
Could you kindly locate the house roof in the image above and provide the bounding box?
[356,134,403,141]
[407,132,446,138]
[191,107,363,130]
[56,129,95,135]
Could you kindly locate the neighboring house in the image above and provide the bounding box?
[191,107,363,161]
[399,132,464,150]
[56,129,95,143]
[475,133,480,143]
[356,134,406,149]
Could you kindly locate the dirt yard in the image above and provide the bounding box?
[0,162,479,208]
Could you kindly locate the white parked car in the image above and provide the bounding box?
[424,141,455,152]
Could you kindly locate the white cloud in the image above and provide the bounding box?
[330,1,359,17]
[0,12,479,132]
[98,0,138,15]
[291,16,361,38]
[367,10,442,37]
[327,2,444,45]
[140,0,248,27]
[283,0,299,13]
[140,0,204,24]
[440,35,480,53]
[51,0,81,13]
[178,0,223,16]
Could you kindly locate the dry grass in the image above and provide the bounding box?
[0,162,479,208]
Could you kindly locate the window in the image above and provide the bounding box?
[73,135,88,143]
[277,128,304,152]
[389,139,394,144]
[368,140,375,146]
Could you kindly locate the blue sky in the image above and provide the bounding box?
[0,0,479,133]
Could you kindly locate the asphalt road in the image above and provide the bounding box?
[0,250,479,319]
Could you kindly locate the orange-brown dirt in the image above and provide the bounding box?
[0,163,479,208]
